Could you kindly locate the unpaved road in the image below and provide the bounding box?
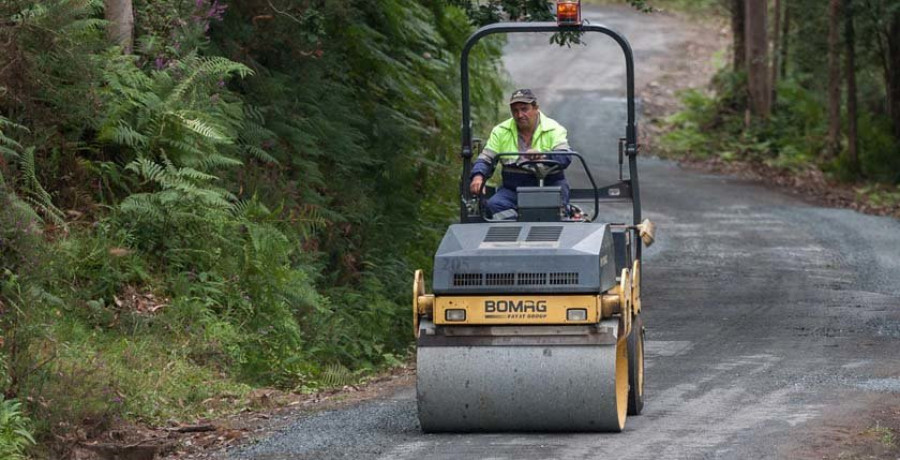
[222,6,900,459]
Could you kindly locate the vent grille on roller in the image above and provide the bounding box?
[483,226,522,243]
[452,272,580,287]
[453,273,483,286]
[485,273,516,286]
[517,272,547,285]
[526,226,563,242]
[549,272,579,285]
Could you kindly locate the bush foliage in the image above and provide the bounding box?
[660,0,900,188]
[0,0,509,452]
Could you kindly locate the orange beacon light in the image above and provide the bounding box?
[557,0,582,26]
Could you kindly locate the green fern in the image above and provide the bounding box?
[0,117,27,160]
[238,109,279,165]
[165,54,253,107]
[95,50,256,236]
[99,52,249,168]
[0,117,64,227]
[0,398,34,460]
[175,114,230,143]
[319,363,355,388]
[20,148,65,226]
[123,158,232,209]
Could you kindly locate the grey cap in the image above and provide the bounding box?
[509,88,537,105]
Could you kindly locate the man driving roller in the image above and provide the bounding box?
[469,89,572,220]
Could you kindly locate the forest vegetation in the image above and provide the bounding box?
[660,0,900,209]
[1,0,898,457]
[0,0,515,456]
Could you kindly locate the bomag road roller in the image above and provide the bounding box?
[412,1,656,432]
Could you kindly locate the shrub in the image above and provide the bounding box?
[0,398,34,460]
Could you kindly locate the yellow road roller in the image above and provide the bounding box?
[413,3,654,432]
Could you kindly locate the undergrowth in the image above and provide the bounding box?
[0,0,506,456]
[0,397,34,460]
[660,70,900,186]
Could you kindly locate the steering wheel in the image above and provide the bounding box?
[518,158,562,181]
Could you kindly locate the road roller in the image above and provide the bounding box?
[413,3,654,432]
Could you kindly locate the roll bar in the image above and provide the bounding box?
[458,22,642,247]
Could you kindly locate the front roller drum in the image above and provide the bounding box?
[417,320,629,432]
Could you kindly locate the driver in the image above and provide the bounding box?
[469,89,572,220]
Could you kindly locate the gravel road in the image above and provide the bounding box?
[223,6,900,459]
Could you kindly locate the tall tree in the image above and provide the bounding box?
[733,0,747,72]
[827,0,842,158]
[104,0,133,54]
[867,2,900,142]
[746,0,771,118]
[888,10,900,139]
[780,0,791,78]
[771,0,782,108]
[845,0,859,173]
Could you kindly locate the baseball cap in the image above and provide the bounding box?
[509,88,537,105]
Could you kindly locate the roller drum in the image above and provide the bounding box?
[417,320,628,432]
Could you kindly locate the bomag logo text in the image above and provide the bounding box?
[484,300,548,313]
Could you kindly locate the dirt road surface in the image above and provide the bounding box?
[217,6,900,459]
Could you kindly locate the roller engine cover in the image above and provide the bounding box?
[433,222,616,295]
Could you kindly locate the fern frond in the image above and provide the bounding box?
[125,158,165,183]
[22,194,65,226]
[165,54,252,106]
[187,153,243,170]
[291,205,326,239]
[243,145,278,164]
[119,193,164,220]
[19,148,65,226]
[0,145,21,160]
[178,116,229,143]
[101,121,148,147]
[169,166,219,183]
[320,363,354,388]
[158,137,208,159]
[61,17,106,34]
[0,116,28,159]
[197,55,254,79]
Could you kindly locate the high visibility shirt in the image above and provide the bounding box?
[471,113,572,190]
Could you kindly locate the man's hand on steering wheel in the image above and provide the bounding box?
[519,154,563,179]
[524,148,544,162]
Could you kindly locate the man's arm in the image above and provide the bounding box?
[471,154,495,180]
[547,126,572,168]
[470,151,497,194]
[470,129,502,194]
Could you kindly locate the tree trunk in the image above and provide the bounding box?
[826,0,841,159]
[771,0,782,109]
[888,10,900,140]
[745,0,770,119]
[732,0,746,72]
[845,0,859,174]
[104,0,134,54]
[780,0,790,78]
